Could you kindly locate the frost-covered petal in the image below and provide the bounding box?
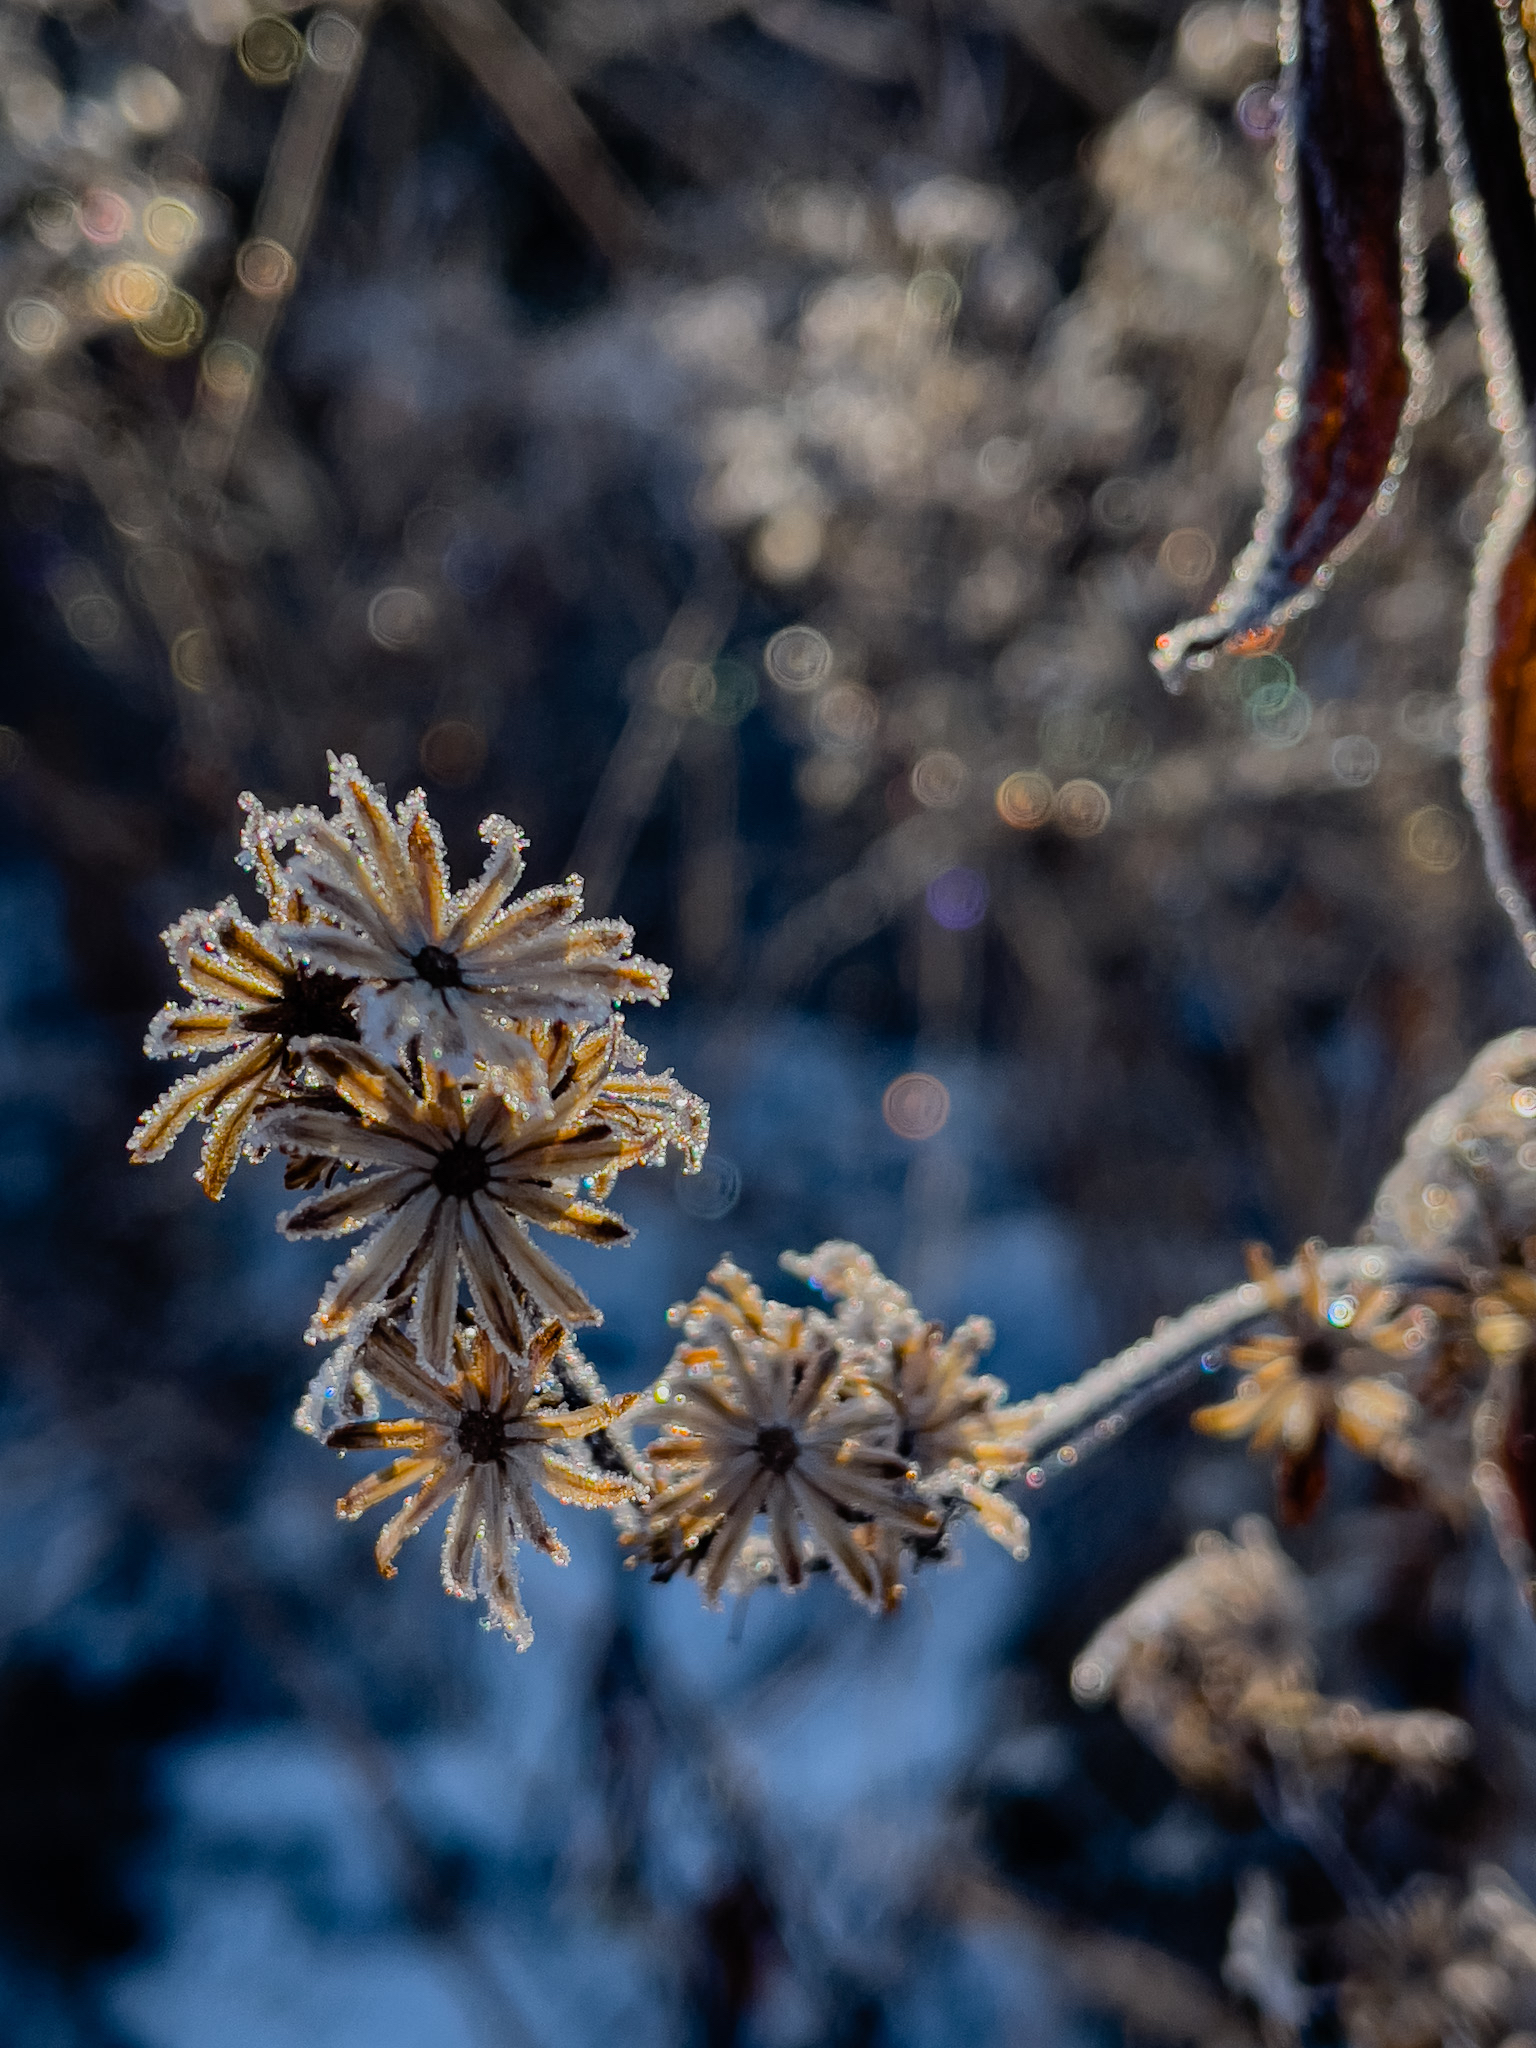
[374,1460,465,1575]
[359,1322,462,1413]
[441,815,527,948]
[128,1038,276,1168]
[471,1194,599,1329]
[460,1201,533,1356]
[311,1187,439,1335]
[278,1166,425,1239]
[413,1202,462,1369]
[442,1463,493,1597]
[258,1105,432,1170]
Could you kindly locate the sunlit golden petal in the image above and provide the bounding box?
[337,1452,442,1521]
[1192,1392,1265,1439]
[196,1061,281,1198]
[128,1037,276,1168]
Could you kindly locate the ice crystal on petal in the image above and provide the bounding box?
[269,753,668,1084]
[330,1318,643,1646]
[627,1258,938,1611]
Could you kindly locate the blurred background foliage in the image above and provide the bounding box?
[0,0,1531,2041]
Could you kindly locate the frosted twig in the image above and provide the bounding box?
[568,594,735,914]
[755,812,961,995]
[414,0,654,264]
[746,0,917,83]
[180,3,378,493]
[1012,1244,1467,1465]
[983,0,1144,117]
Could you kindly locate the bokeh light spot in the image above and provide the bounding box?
[6,298,65,356]
[752,505,823,582]
[367,586,433,651]
[307,12,362,70]
[926,866,988,929]
[996,769,1053,829]
[812,681,877,749]
[66,593,121,648]
[238,15,304,83]
[143,197,200,257]
[235,237,294,297]
[694,660,758,725]
[764,624,832,692]
[1055,778,1112,837]
[1158,526,1218,588]
[116,65,183,135]
[201,339,259,399]
[1330,734,1378,787]
[1249,676,1311,748]
[96,263,169,322]
[80,190,131,246]
[910,750,966,809]
[674,1152,741,1220]
[882,1072,950,1140]
[28,190,77,254]
[1403,805,1465,873]
[419,720,486,787]
[135,290,203,356]
[171,628,217,692]
[1236,81,1283,140]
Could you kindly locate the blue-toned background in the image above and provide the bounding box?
[0,0,1530,2040]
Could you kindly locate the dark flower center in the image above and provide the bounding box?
[457,1407,507,1464]
[248,967,359,1043]
[433,1139,490,1199]
[1297,1335,1336,1377]
[755,1424,800,1476]
[413,944,464,989]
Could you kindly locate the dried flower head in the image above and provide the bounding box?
[1371,1028,1536,1271]
[1339,1868,1536,2048]
[1193,1243,1433,1523]
[128,796,357,1197]
[627,1258,938,1611]
[272,753,667,1084]
[1072,1518,1471,1797]
[131,764,708,1643]
[261,1020,702,1364]
[782,1239,1036,1558]
[330,1317,643,1647]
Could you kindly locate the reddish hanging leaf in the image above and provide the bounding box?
[1501,1340,1536,1552]
[1472,1339,1536,1615]
[1467,501,1536,954]
[1422,0,1536,961]
[1152,0,1425,681]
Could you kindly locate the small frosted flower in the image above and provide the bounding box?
[783,1240,1035,1559]
[128,796,357,1197]
[630,1259,938,1610]
[1193,1242,1432,1523]
[260,1022,684,1364]
[271,753,668,1084]
[330,1318,643,1646]
[536,1018,710,1178]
